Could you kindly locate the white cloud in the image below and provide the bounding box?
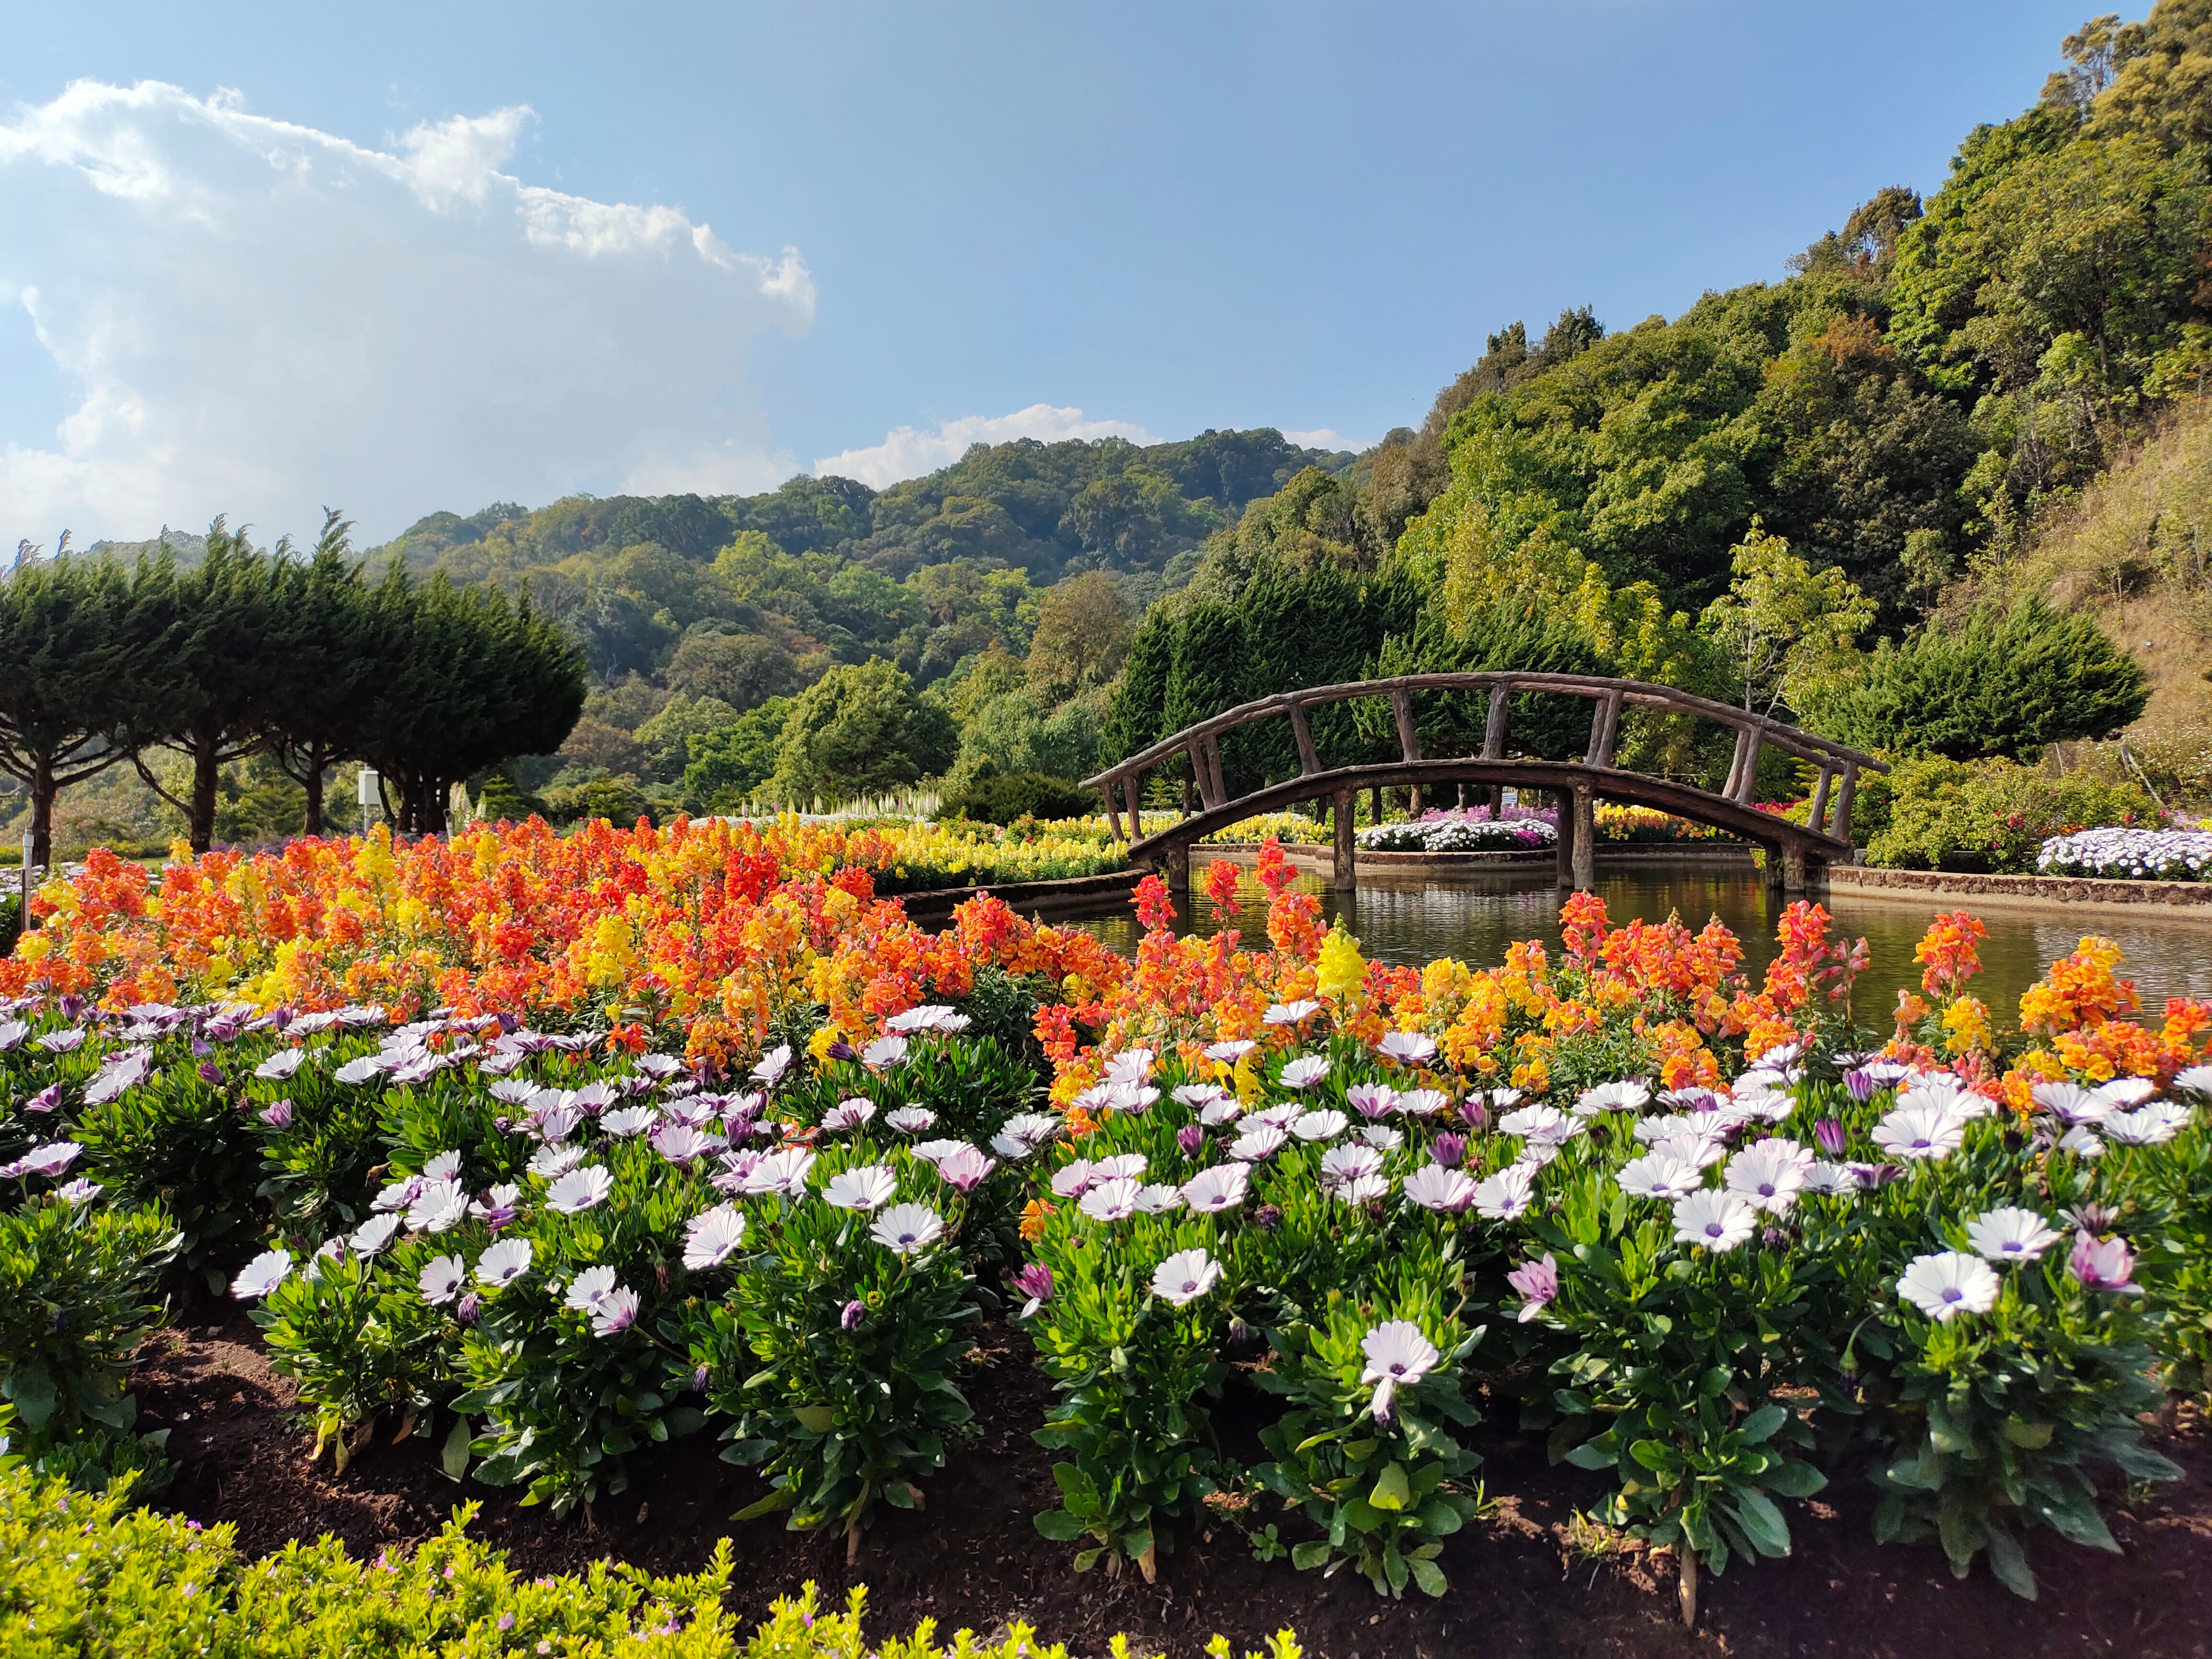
[1281,428,1359,453]
[0,80,814,547]
[816,403,1157,490]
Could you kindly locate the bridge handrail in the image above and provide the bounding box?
[1082,672,1887,789]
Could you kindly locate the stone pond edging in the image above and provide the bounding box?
[1826,863,2212,921]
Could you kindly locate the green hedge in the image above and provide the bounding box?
[0,1467,1305,1658]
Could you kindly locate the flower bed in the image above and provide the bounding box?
[4,833,2212,1616]
[2038,827,2212,882]
[1357,814,1555,852]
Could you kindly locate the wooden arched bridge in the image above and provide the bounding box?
[1081,672,1887,894]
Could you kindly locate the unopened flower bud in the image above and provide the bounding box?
[841,1298,865,1330]
[1177,1123,1206,1157]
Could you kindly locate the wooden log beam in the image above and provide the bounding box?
[1288,702,1322,777]
[1390,689,1421,763]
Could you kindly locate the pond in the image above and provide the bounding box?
[1058,868,2212,1032]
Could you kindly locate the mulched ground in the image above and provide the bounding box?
[132,1305,2212,1658]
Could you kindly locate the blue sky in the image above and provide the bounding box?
[0,1,2088,546]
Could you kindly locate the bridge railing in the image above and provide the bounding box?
[1081,671,1888,848]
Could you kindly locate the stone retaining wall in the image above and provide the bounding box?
[1827,863,2212,920]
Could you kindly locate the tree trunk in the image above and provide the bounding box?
[29,759,54,874]
[190,742,221,854]
[301,756,325,838]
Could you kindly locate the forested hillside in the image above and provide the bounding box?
[1101,3,2212,812]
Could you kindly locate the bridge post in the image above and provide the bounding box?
[1332,789,1357,893]
[1161,842,1190,891]
[1779,842,1809,894]
[1555,791,1577,888]
[1572,787,1596,891]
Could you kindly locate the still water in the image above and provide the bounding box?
[1060,870,2212,1031]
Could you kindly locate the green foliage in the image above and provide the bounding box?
[0,1466,1179,1657]
[252,1245,457,1472]
[940,769,1096,826]
[682,697,793,813]
[1805,601,2149,760]
[1253,1259,1484,1599]
[700,1143,978,1546]
[1862,754,2159,871]
[0,1198,179,1489]
[768,661,959,806]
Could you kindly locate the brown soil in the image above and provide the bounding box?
[134,1307,2212,1658]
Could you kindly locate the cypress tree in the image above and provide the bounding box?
[0,557,156,870]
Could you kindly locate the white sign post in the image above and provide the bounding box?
[357,769,380,837]
[19,829,32,932]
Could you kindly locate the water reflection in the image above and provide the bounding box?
[1059,870,2212,1031]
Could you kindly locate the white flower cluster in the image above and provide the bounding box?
[2037,826,2212,882]
[1357,817,1556,853]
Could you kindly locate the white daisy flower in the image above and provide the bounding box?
[231,1248,294,1299]
[1617,1153,1704,1202]
[1871,1104,1966,1162]
[682,1205,748,1271]
[1203,1038,1259,1063]
[564,1265,617,1312]
[1133,1182,1184,1214]
[1722,1140,1812,1214]
[1279,1055,1331,1090]
[1150,1248,1223,1305]
[528,1144,588,1180]
[1182,1163,1250,1213]
[822,1097,878,1133]
[735,1147,815,1197]
[1229,1125,1288,1162]
[2106,1100,2191,1145]
[1671,1190,1756,1252]
[871,1202,944,1256]
[1376,1031,1438,1065]
[418,1254,467,1306]
[1471,1163,1537,1220]
[1292,1109,1348,1142]
[1574,1079,1651,1118]
[601,1105,659,1138]
[545,1165,614,1214]
[407,1179,470,1234]
[1264,1001,1321,1026]
[1080,1178,1141,1221]
[885,1106,937,1134]
[1897,1250,1999,1321]
[1359,1320,1439,1423]
[1396,1088,1452,1118]
[822,1164,899,1212]
[349,1214,403,1257]
[476,1238,533,1289]
[1964,1206,2061,1263]
[1401,1163,1478,1213]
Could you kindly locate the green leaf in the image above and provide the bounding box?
[2034,1491,2119,1554]
[1730,1489,1791,1558]
[1985,1527,2038,1600]
[1034,1508,1086,1542]
[733,1488,797,1521]
[1408,1554,1448,1598]
[1564,1443,1615,1471]
[1052,1462,1102,1514]
[440,1417,471,1482]
[1073,1548,1103,1574]
[1697,1365,1731,1398]
[1760,1460,1827,1500]
[1291,1540,1333,1572]
[1630,1439,1682,1475]
[790,1404,837,1434]
[1369,1462,1411,1512]
[1738,1404,1787,1444]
